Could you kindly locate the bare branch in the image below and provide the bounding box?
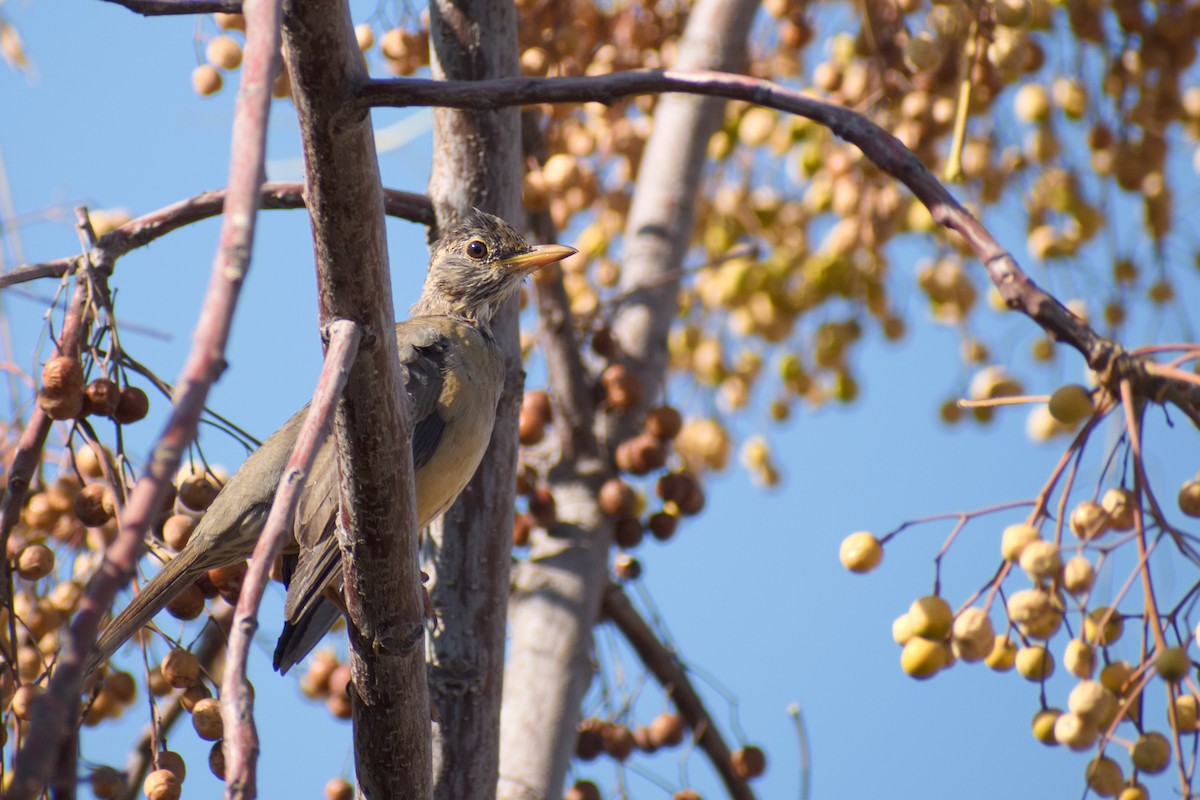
[0,184,432,290]
[221,319,362,800]
[7,0,281,793]
[358,68,1200,423]
[99,0,241,16]
[602,586,756,800]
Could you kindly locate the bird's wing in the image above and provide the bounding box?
[275,320,459,672]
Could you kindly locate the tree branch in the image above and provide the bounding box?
[99,0,241,16]
[423,3,523,798]
[357,68,1200,424]
[602,586,756,800]
[280,0,430,796]
[221,319,361,800]
[0,184,432,291]
[8,0,281,793]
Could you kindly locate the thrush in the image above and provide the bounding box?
[88,209,575,674]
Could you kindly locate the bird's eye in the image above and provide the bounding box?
[466,240,488,260]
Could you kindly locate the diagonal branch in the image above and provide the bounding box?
[221,319,362,800]
[7,0,281,794]
[357,68,1200,425]
[99,0,241,16]
[602,586,756,800]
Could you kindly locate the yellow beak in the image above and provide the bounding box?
[500,244,577,275]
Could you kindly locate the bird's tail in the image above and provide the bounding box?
[88,547,206,674]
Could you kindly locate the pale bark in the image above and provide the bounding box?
[498,2,760,798]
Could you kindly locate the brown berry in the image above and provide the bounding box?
[576,718,605,760]
[104,671,137,704]
[155,751,186,783]
[205,35,242,70]
[649,712,686,747]
[731,745,767,779]
[301,651,339,698]
[180,683,212,713]
[38,387,83,420]
[42,356,83,396]
[602,364,644,410]
[161,649,200,689]
[16,543,54,580]
[165,582,206,621]
[613,516,644,548]
[598,478,637,517]
[191,697,224,741]
[522,390,553,425]
[567,780,602,800]
[85,378,121,418]
[75,484,112,527]
[325,778,353,800]
[143,769,181,800]
[517,408,545,446]
[644,406,683,440]
[674,792,701,800]
[614,553,641,580]
[114,386,150,424]
[515,464,538,496]
[192,64,223,96]
[528,487,557,528]
[633,726,658,752]
[208,561,247,604]
[148,667,171,697]
[213,12,245,30]
[177,474,219,511]
[11,683,42,720]
[591,325,617,359]
[512,513,533,547]
[162,514,197,551]
[615,434,667,476]
[648,511,678,541]
[90,766,125,799]
[208,741,226,780]
[600,723,636,761]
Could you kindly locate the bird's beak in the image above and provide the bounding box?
[500,244,577,275]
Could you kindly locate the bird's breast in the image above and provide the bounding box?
[413,326,505,526]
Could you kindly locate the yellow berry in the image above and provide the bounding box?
[1155,647,1190,683]
[1007,588,1063,639]
[1015,645,1054,681]
[1069,680,1118,728]
[900,637,949,679]
[1053,711,1098,750]
[1063,556,1095,596]
[1100,488,1135,531]
[1047,384,1094,425]
[1064,639,1096,679]
[1085,756,1124,798]
[1179,480,1200,517]
[908,595,953,639]
[1129,732,1170,774]
[1172,694,1198,730]
[1083,607,1123,646]
[839,531,882,573]
[985,636,1017,671]
[1018,540,1062,582]
[1000,523,1040,561]
[1100,661,1135,696]
[1032,708,1061,744]
[1069,501,1109,541]
[205,36,243,70]
[951,608,995,662]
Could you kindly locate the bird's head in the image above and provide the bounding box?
[414,209,576,323]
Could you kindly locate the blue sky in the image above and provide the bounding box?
[3,2,1200,799]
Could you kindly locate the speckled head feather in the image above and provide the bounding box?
[411,209,575,324]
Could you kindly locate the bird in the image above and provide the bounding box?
[87,209,575,675]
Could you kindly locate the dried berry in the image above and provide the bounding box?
[114,386,150,424]
[161,649,200,689]
[190,697,224,741]
[598,478,637,518]
[85,378,121,418]
[16,543,55,580]
[75,484,112,527]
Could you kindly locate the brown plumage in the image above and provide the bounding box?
[88,210,574,675]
